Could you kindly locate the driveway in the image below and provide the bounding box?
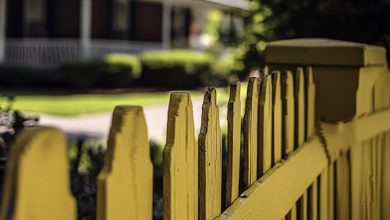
[39,98,228,142]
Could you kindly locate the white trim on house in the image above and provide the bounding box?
[203,0,249,10]
[0,0,6,62]
[162,1,172,49]
[136,0,249,10]
[80,0,92,59]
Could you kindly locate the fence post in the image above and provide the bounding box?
[0,127,76,220]
[265,38,390,220]
[265,38,387,123]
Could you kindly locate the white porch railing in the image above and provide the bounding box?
[3,38,163,66]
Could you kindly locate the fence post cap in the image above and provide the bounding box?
[265,38,386,67]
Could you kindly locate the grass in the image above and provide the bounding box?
[0,83,246,117]
[0,91,200,116]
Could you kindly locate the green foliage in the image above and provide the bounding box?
[60,54,141,88]
[60,60,108,87]
[104,53,142,78]
[241,0,390,73]
[0,92,176,116]
[212,49,244,77]
[0,65,60,87]
[205,10,224,45]
[140,50,214,88]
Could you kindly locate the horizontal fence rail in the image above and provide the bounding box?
[0,39,389,220]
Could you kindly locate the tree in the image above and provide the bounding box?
[241,0,390,75]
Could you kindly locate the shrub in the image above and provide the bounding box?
[213,51,244,77]
[60,54,141,88]
[103,53,141,86]
[0,65,61,87]
[59,60,108,87]
[140,50,213,88]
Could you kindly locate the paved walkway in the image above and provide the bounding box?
[39,98,228,142]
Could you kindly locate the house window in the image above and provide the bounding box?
[171,7,191,48]
[24,0,47,37]
[112,0,129,39]
[130,1,162,42]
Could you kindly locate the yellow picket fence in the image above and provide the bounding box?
[0,39,390,220]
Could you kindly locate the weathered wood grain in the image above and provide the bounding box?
[226,81,242,207]
[0,127,76,220]
[199,88,222,220]
[97,106,153,220]
[243,77,259,188]
[163,93,198,220]
[258,76,273,176]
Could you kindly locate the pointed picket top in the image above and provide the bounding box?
[0,127,76,220]
[163,92,198,220]
[198,88,222,220]
[258,75,273,176]
[281,70,295,157]
[295,67,306,147]
[243,77,259,188]
[226,80,242,207]
[272,71,282,164]
[97,106,153,220]
[305,67,316,139]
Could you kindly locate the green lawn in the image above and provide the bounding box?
[0,84,246,116]
[0,91,196,116]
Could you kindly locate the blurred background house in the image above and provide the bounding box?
[0,0,248,66]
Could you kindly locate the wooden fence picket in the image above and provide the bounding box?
[198,88,222,220]
[225,81,242,207]
[295,68,308,220]
[328,162,335,220]
[272,71,282,165]
[281,71,295,158]
[304,67,318,220]
[258,76,273,177]
[0,127,76,220]
[335,152,350,220]
[163,92,198,220]
[308,179,318,220]
[97,106,153,220]
[243,77,259,188]
[295,67,306,147]
[305,67,316,138]
[1,39,390,220]
[319,168,329,220]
